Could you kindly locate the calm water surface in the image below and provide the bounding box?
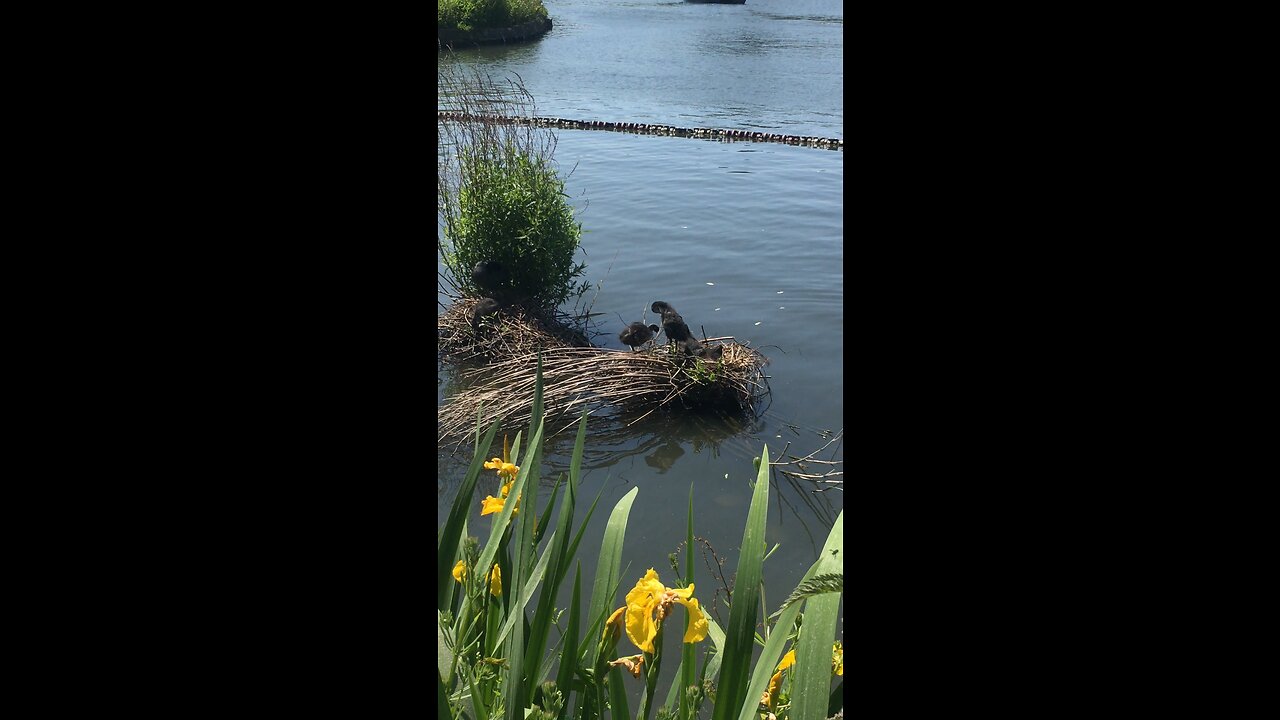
[438,0,842,705]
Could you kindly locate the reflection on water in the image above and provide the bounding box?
[644,441,684,472]
[436,400,840,554]
[437,394,768,481]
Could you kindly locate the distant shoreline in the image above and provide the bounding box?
[438,16,553,50]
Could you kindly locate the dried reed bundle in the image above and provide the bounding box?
[438,297,594,365]
[437,339,770,447]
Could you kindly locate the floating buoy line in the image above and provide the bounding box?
[437,111,843,151]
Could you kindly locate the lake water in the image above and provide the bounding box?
[438,0,843,707]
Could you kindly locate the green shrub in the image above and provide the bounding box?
[505,0,549,24]
[443,144,588,313]
[438,0,547,31]
[439,62,587,315]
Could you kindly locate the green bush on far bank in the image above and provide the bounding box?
[438,0,548,32]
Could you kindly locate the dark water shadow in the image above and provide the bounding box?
[756,13,843,25]
[438,401,767,480]
[693,29,779,57]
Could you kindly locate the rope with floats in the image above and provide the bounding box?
[438,111,843,151]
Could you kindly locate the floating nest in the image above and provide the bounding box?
[437,299,771,447]
[439,297,595,365]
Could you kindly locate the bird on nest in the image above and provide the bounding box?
[472,260,508,294]
[468,297,502,331]
[619,322,660,351]
[651,300,722,360]
[651,300,693,345]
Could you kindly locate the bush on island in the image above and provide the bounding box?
[438,0,548,32]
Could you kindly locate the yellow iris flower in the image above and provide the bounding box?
[484,435,518,479]
[603,606,626,644]
[776,643,843,675]
[624,568,708,654]
[762,670,784,711]
[451,560,501,596]
[480,435,521,516]
[761,648,797,709]
[484,459,520,481]
[480,478,521,516]
[777,649,796,671]
[762,641,841,708]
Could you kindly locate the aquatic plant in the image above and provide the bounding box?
[438,62,589,315]
[437,353,843,720]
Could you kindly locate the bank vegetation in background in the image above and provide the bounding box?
[438,0,549,31]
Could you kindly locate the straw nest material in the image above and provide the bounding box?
[436,300,771,446]
[439,297,594,365]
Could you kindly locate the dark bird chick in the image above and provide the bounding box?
[681,337,725,359]
[651,300,693,344]
[619,322,660,351]
[472,261,508,295]
[650,300,678,318]
[469,297,502,329]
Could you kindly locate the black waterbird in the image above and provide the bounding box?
[472,261,508,295]
[469,297,502,330]
[619,322,660,351]
[651,300,694,345]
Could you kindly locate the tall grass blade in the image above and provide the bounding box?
[553,412,590,589]
[710,445,772,720]
[608,666,632,720]
[680,484,697,720]
[576,569,628,662]
[668,612,728,711]
[438,418,500,609]
[584,485,639,668]
[563,481,606,586]
[509,430,523,466]
[522,415,585,700]
[535,475,562,543]
[518,435,543,583]
[474,420,543,610]
[439,609,456,686]
[517,512,563,686]
[637,616,664,720]
[769,573,843,619]
[735,510,844,720]
[439,667,454,720]
[555,563,582,720]
[787,510,843,720]
[494,529,555,647]
[503,449,539,720]
[462,662,490,720]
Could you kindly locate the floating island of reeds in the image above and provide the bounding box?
[437,297,772,448]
